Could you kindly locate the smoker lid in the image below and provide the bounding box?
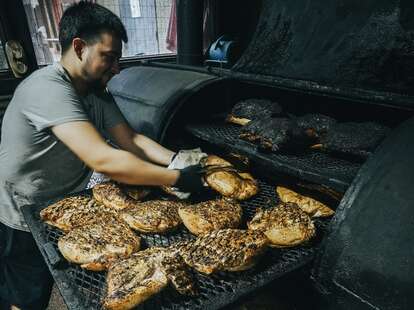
[107,65,221,140]
[232,0,414,107]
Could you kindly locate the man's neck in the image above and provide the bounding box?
[60,56,89,97]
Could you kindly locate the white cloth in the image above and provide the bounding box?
[166,148,207,199]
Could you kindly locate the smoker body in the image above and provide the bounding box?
[106,0,414,309]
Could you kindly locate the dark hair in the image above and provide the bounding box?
[59,1,128,54]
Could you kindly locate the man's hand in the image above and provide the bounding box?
[174,164,205,192]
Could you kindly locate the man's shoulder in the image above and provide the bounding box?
[16,64,73,96]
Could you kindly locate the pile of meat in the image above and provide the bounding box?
[227,98,390,159]
[40,155,335,310]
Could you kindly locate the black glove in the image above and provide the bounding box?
[174,164,205,192]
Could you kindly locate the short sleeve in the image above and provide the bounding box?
[87,91,126,130]
[19,75,89,132]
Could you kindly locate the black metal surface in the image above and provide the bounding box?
[107,66,220,141]
[176,0,204,66]
[311,117,414,310]
[187,122,361,193]
[22,180,331,310]
[233,0,414,101]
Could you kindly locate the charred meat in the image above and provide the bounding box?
[315,122,390,158]
[176,229,268,274]
[120,200,184,233]
[248,203,315,248]
[240,117,312,152]
[178,198,242,235]
[227,98,282,125]
[104,247,195,310]
[295,113,336,139]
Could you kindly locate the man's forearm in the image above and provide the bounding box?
[94,148,179,185]
[131,134,175,166]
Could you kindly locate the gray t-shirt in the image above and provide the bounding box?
[0,63,125,231]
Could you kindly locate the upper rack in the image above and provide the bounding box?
[186,122,362,193]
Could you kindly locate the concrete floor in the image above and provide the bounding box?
[46,285,67,310]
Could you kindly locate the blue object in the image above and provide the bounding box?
[207,35,237,63]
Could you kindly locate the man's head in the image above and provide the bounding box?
[59,1,128,92]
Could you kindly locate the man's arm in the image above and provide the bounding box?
[107,122,175,166]
[51,121,179,185]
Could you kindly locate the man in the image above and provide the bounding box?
[0,2,203,309]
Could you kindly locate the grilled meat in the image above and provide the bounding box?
[295,113,336,139]
[315,122,390,158]
[200,154,233,168]
[40,196,115,232]
[248,203,315,248]
[227,98,282,125]
[240,117,312,152]
[176,229,268,274]
[104,247,195,310]
[178,198,242,235]
[276,186,334,217]
[205,169,259,200]
[58,215,140,271]
[121,184,151,200]
[120,200,183,233]
[92,182,137,210]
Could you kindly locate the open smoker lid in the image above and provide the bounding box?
[231,0,414,108]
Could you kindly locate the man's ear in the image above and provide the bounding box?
[73,38,86,60]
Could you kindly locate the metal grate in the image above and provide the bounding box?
[186,123,362,193]
[23,179,331,310]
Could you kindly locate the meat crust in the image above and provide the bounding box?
[104,247,195,310]
[276,186,334,217]
[40,196,115,232]
[176,229,268,274]
[178,198,242,235]
[248,203,315,248]
[120,200,184,233]
[205,169,259,200]
[58,215,140,271]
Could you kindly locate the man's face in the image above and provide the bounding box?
[81,32,122,92]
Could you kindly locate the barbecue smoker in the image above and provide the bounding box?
[22,1,414,310]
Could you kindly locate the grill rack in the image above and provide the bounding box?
[186,123,362,193]
[22,180,331,310]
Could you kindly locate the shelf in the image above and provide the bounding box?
[187,122,362,192]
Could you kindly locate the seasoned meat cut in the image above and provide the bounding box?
[227,98,282,125]
[204,169,259,200]
[104,247,195,310]
[315,122,390,158]
[200,154,233,168]
[121,184,151,200]
[178,198,242,235]
[295,113,336,139]
[276,186,334,217]
[58,215,140,271]
[248,203,315,248]
[92,182,141,210]
[176,229,268,274]
[120,200,184,233]
[239,117,312,152]
[40,196,115,232]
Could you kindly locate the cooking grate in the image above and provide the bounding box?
[186,123,362,192]
[22,179,331,310]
